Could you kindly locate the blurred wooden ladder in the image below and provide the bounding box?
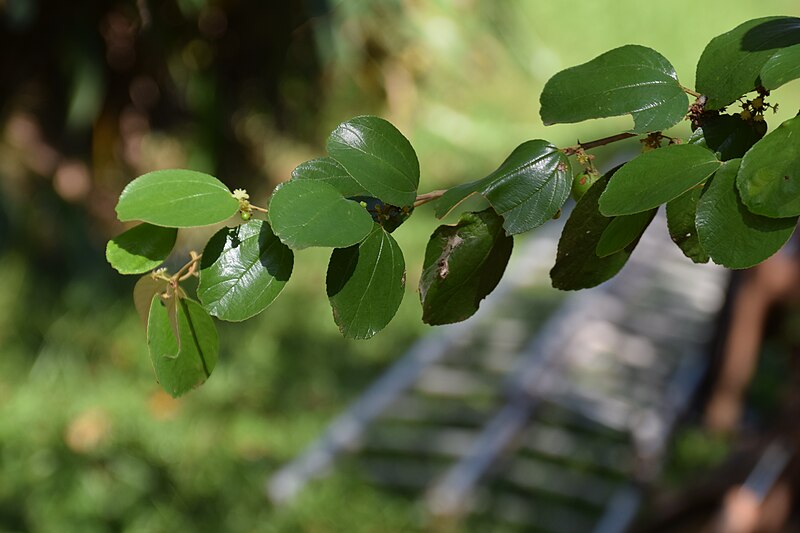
[267,213,728,532]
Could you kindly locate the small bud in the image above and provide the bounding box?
[241,211,252,221]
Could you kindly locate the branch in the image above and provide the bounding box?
[414,189,447,208]
[172,252,202,282]
[680,84,702,98]
[563,132,637,155]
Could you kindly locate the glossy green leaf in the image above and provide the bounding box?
[666,187,709,264]
[326,116,419,207]
[116,169,239,227]
[106,223,177,274]
[738,115,800,218]
[596,210,656,258]
[599,144,721,216]
[551,168,644,291]
[147,296,219,397]
[761,43,800,89]
[419,209,513,326]
[698,159,797,269]
[696,17,800,109]
[198,220,293,322]
[435,140,571,234]
[692,114,767,161]
[540,45,687,133]
[327,224,405,339]
[268,179,374,249]
[291,157,369,198]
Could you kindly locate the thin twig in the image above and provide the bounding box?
[250,204,268,214]
[172,252,202,282]
[414,189,447,208]
[563,132,637,155]
[680,84,702,98]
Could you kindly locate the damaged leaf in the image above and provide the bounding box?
[420,209,513,325]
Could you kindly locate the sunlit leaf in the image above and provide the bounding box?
[268,179,374,249]
[116,169,239,227]
[291,157,369,198]
[420,209,513,325]
[326,224,405,339]
[327,116,419,207]
[599,144,721,216]
[696,16,800,109]
[666,187,709,264]
[540,45,687,133]
[738,115,800,218]
[198,220,293,322]
[697,159,797,269]
[106,223,177,274]
[147,296,219,397]
[435,140,571,234]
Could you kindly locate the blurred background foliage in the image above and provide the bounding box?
[1,0,800,531]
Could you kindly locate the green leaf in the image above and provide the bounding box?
[551,168,644,290]
[595,210,656,258]
[326,116,420,207]
[198,220,293,322]
[666,187,710,264]
[326,224,405,339]
[599,144,721,216]
[147,296,219,397]
[434,140,571,234]
[697,159,797,269]
[419,209,513,326]
[106,223,177,274]
[133,275,168,327]
[540,45,687,133]
[268,179,374,249]
[738,115,800,218]
[291,157,369,198]
[116,169,239,227]
[761,43,800,89]
[696,17,800,109]
[693,114,767,161]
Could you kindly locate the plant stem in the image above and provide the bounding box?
[414,189,447,208]
[563,132,637,155]
[250,204,268,213]
[172,252,202,282]
[680,84,702,98]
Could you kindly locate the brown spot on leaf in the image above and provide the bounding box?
[436,234,464,279]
